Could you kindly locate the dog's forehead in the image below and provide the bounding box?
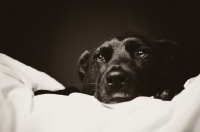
[100,37,143,48]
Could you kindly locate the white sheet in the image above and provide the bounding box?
[0,53,200,132]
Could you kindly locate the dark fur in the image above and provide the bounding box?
[34,86,80,96]
[78,32,184,103]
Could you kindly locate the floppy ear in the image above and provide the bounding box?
[158,40,182,62]
[155,40,184,100]
[158,39,184,76]
[78,50,91,82]
[156,39,183,78]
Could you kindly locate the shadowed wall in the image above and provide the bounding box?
[1,1,200,89]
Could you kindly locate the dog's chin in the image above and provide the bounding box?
[101,92,136,104]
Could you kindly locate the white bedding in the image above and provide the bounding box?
[0,53,200,132]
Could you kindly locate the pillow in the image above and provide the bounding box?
[0,53,65,92]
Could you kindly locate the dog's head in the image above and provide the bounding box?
[78,33,183,103]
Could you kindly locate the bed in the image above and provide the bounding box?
[0,53,200,132]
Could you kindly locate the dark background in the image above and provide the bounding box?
[1,1,200,89]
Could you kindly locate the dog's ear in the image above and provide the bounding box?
[156,40,184,100]
[158,40,182,62]
[78,50,91,82]
[158,39,183,77]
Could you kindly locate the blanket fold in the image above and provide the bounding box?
[0,53,200,132]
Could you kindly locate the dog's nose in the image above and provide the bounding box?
[105,70,129,89]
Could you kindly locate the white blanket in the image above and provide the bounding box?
[0,53,200,132]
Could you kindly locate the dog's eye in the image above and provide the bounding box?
[94,53,106,62]
[94,47,113,62]
[136,50,148,58]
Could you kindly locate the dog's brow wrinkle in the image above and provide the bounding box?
[109,38,120,45]
[122,38,141,44]
[101,42,110,47]
[111,38,119,42]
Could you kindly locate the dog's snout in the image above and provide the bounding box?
[105,70,129,89]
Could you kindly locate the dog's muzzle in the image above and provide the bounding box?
[105,70,129,89]
[104,66,130,91]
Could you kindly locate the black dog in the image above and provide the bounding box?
[78,32,184,103]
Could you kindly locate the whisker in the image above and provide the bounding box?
[72,83,99,95]
[87,89,96,95]
[73,84,83,86]
[85,83,99,85]
[73,83,99,86]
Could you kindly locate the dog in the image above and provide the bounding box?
[78,32,184,104]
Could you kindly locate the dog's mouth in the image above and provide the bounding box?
[104,92,135,104]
